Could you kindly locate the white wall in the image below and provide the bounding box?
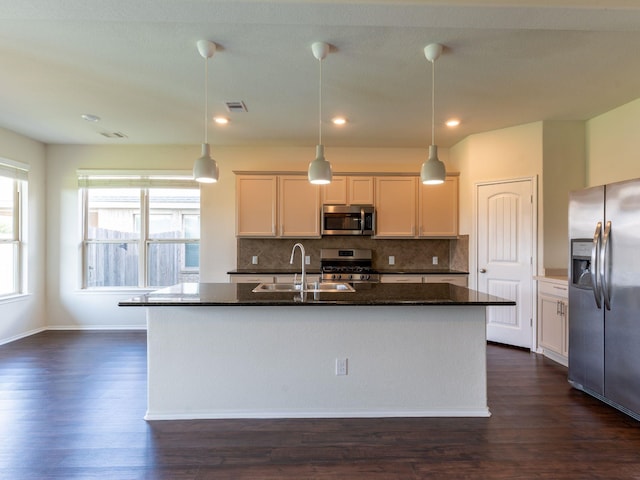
[541,121,585,270]
[0,128,47,344]
[450,122,543,288]
[9,93,640,335]
[45,144,445,328]
[587,97,640,186]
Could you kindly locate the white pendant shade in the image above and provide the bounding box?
[193,143,219,183]
[420,145,445,185]
[308,144,332,184]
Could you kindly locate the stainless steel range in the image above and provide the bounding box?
[320,248,379,283]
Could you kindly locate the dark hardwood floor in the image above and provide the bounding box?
[1,331,639,479]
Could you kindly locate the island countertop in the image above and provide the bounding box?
[119,282,514,307]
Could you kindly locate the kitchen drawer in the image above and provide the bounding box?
[538,280,568,298]
[424,275,468,287]
[229,275,275,284]
[380,275,423,283]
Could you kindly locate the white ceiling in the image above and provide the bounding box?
[1,0,640,148]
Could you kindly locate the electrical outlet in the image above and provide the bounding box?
[432,256,438,265]
[336,358,348,376]
[305,255,310,265]
[252,255,258,265]
[388,256,395,265]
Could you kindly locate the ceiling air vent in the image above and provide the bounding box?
[100,131,128,139]
[225,101,248,113]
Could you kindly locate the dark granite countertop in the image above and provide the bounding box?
[377,269,469,275]
[228,269,322,275]
[227,269,468,275]
[119,282,514,307]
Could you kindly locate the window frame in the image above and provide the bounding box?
[79,171,200,290]
[0,159,28,300]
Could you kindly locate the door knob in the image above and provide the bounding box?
[479,268,487,273]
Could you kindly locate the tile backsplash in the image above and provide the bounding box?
[238,235,468,272]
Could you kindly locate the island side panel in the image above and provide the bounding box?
[146,305,489,419]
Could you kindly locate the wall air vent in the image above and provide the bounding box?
[225,101,248,113]
[100,131,128,139]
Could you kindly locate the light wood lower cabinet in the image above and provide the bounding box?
[537,278,569,366]
[380,275,423,283]
[424,275,468,287]
[229,275,275,284]
[229,274,321,284]
[380,274,468,286]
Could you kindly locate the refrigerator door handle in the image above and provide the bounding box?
[591,222,603,309]
[601,220,612,311]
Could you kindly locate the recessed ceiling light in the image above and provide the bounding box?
[332,117,347,126]
[445,119,460,127]
[81,113,101,122]
[213,116,229,125]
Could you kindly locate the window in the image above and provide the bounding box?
[0,160,28,298]
[79,172,200,289]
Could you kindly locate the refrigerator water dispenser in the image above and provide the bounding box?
[571,239,593,289]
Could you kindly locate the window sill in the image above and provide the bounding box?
[0,293,32,305]
[77,288,156,295]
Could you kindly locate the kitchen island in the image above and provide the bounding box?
[120,282,514,420]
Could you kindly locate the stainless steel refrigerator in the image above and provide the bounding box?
[568,178,640,421]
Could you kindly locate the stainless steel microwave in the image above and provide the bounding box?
[322,205,375,235]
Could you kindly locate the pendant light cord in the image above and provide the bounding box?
[204,54,209,144]
[318,56,323,146]
[431,58,435,146]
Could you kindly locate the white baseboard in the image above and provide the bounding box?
[542,348,568,367]
[0,326,47,346]
[145,408,492,421]
[0,325,147,345]
[46,325,146,331]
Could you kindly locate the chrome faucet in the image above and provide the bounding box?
[289,242,306,289]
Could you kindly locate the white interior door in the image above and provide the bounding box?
[477,178,535,348]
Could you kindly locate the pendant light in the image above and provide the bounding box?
[420,43,446,185]
[193,39,219,183]
[308,41,332,185]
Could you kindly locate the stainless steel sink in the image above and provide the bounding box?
[252,282,355,293]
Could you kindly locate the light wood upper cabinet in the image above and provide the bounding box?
[348,176,374,205]
[418,175,459,237]
[322,176,374,205]
[321,176,348,204]
[374,176,417,237]
[237,171,458,239]
[236,175,277,237]
[278,176,321,238]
